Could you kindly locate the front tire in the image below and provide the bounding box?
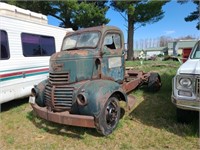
[95,97,120,136]
[177,108,192,123]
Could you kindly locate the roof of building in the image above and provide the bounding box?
[134,47,167,51]
[168,40,197,49]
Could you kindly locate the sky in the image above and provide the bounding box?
[48,1,199,44]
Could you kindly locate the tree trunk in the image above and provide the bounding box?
[127,15,134,60]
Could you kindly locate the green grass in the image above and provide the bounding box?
[0,60,199,150]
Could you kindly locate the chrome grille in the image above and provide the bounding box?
[49,72,69,85]
[196,77,200,99]
[44,84,73,110]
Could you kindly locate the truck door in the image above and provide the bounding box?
[101,32,124,82]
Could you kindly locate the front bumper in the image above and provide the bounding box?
[31,103,95,128]
[171,95,200,111]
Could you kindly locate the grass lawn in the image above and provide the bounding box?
[0,60,199,150]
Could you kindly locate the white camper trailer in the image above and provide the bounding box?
[0,2,73,103]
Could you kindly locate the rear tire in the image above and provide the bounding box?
[147,73,161,92]
[95,97,120,136]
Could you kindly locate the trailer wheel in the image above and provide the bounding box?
[147,73,161,92]
[95,97,120,136]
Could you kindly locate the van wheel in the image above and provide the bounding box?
[147,73,161,92]
[177,108,192,123]
[95,97,120,136]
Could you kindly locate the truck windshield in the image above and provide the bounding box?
[190,41,200,59]
[62,32,100,50]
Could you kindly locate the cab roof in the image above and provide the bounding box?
[66,25,123,36]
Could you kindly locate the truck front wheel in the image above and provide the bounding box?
[177,108,192,123]
[95,97,120,136]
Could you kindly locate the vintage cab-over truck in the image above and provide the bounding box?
[29,25,161,135]
[172,40,200,122]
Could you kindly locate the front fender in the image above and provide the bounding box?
[33,79,48,107]
[76,79,127,116]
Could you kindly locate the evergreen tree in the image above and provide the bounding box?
[111,0,169,60]
[178,0,199,30]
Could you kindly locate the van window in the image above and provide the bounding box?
[0,30,10,60]
[21,33,55,57]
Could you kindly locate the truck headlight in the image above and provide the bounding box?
[176,75,193,90]
[77,94,88,106]
[179,78,192,87]
[31,87,38,97]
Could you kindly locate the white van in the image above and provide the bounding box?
[0,2,72,103]
[172,40,200,122]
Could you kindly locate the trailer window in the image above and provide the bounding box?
[0,30,10,60]
[21,33,55,57]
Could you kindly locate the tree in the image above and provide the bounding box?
[178,0,199,30]
[111,0,169,60]
[4,0,109,30]
[159,36,173,47]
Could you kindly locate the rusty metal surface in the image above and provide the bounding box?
[45,85,74,111]
[31,104,95,128]
[75,79,125,115]
[62,25,122,38]
[127,95,136,110]
[67,50,90,56]
[122,78,141,93]
[123,68,151,93]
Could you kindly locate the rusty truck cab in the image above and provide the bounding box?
[51,25,125,83]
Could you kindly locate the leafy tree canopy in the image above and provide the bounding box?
[111,0,169,60]
[178,0,199,30]
[111,0,168,29]
[4,0,110,30]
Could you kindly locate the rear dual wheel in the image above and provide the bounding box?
[95,97,120,136]
[147,73,162,92]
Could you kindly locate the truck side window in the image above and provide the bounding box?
[103,33,121,50]
[193,43,200,59]
[191,41,200,59]
[0,30,10,60]
[21,33,56,57]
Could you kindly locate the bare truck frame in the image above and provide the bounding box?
[29,25,161,136]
